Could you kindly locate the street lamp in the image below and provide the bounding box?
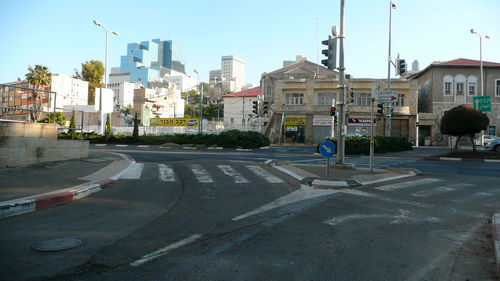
[194,69,203,134]
[385,1,397,137]
[470,29,491,96]
[93,20,119,134]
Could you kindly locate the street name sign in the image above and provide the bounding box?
[319,140,335,158]
[378,91,398,103]
[473,95,491,112]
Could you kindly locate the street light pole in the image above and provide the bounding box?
[470,29,491,96]
[337,0,346,165]
[385,1,397,137]
[194,70,203,134]
[93,20,119,134]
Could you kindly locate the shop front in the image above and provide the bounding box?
[347,117,376,136]
[283,117,306,143]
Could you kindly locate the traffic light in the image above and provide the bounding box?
[334,112,338,126]
[321,35,337,70]
[396,58,407,76]
[330,105,336,116]
[252,101,259,115]
[350,88,355,103]
[377,103,384,114]
[262,101,269,115]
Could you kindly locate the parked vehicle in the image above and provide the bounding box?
[483,135,500,146]
[485,138,500,152]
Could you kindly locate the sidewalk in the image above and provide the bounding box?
[0,151,134,219]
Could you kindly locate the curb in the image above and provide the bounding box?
[266,160,419,189]
[424,156,500,163]
[92,144,270,151]
[0,153,135,219]
[492,213,500,277]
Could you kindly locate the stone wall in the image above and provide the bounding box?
[0,121,88,167]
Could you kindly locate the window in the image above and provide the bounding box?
[444,82,452,95]
[468,84,476,95]
[456,83,464,95]
[443,75,453,96]
[285,93,304,105]
[496,79,500,97]
[353,93,370,106]
[317,92,336,105]
[455,74,466,96]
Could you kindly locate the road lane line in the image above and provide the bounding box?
[217,165,248,183]
[374,178,442,191]
[190,164,213,183]
[159,164,176,182]
[130,234,202,267]
[247,166,283,183]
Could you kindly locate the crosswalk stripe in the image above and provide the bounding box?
[190,164,213,183]
[411,183,476,198]
[159,164,176,182]
[247,166,283,183]
[375,178,442,191]
[217,165,248,183]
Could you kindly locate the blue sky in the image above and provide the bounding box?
[1,0,499,86]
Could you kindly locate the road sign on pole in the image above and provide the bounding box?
[378,91,398,103]
[473,95,491,112]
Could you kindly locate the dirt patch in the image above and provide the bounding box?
[437,151,500,160]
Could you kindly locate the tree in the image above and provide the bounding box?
[41,112,66,126]
[120,104,133,115]
[81,60,105,105]
[440,104,489,152]
[25,65,52,122]
[133,112,139,142]
[69,110,76,139]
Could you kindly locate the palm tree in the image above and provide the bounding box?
[25,65,52,122]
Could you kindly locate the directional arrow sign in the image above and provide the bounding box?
[378,91,398,103]
[473,95,491,112]
[319,140,335,158]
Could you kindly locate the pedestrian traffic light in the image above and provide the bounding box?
[334,112,338,126]
[321,35,337,70]
[252,101,259,115]
[350,88,355,103]
[397,58,407,76]
[262,101,269,115]
[377,103,384,114]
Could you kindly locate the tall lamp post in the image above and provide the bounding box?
[194,69,203,134]
[470,29,491,96]
[93,20,119,134]
[385,1,397,137]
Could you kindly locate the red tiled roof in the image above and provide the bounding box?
[223,87,262,98]
[433,58,500,67]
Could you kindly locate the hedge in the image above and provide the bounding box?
[316,136,412,155]
[58,130,270,149]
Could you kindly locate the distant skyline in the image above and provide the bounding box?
[1,0,499,87]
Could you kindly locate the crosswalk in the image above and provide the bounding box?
[121,163,285,185]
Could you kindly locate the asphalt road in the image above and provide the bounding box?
[1,146,499,280]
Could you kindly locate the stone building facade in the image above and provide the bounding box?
[410,58,500,145]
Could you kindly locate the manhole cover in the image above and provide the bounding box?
[32,237,85,252]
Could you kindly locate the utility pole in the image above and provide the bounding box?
[337,0,346,165]
[385,1,397,136]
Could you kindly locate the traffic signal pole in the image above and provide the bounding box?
[337,0,346,165]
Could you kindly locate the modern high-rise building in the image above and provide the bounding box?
[112,38,186,87]
[221,55,245,92]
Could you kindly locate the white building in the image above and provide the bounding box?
[134,83,185,125]
[158,69,199,93]
[107,81,143,112]
[223,87,261,130]
[222,55,245,92]
[49,74,88,111]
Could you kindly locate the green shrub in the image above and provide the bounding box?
[316,136,412,155]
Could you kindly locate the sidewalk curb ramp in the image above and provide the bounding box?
[266,159,421,189]
[0,153,135,219]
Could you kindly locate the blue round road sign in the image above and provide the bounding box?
[319,140,335,158]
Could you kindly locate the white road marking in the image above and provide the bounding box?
[374,178,442,191]
[191,164,213,183]
[233,185,338,221]
[130,234,202,267]
[324,209,440,226]
[159,164,176,182]
[115,144,129,147]
[137,145,149,148]
[95,144,107,147]
[217,165,248,183]
[119,162,144,179]
[411,183,475,198]
[247,166,283,183]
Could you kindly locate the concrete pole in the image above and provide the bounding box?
[385,1,394,137]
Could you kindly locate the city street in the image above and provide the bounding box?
[0,146,499,280]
